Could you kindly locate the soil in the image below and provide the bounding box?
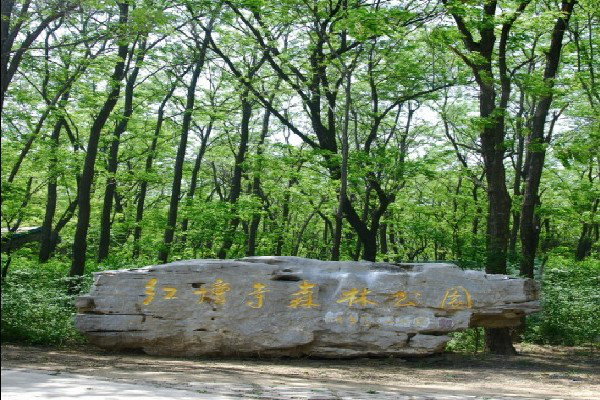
[1,343,598,399]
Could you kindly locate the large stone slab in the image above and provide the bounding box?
[75,256,539,357]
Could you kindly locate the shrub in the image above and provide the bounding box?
[523,256,600,347]
[1,257,87,345]
[1,253,149,346]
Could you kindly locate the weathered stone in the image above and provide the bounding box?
[75,256,539,358]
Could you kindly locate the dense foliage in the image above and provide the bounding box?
[1,0,598,350]
[523,256,600,346]
[1,256,86,345]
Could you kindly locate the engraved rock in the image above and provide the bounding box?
[75,256,539,358]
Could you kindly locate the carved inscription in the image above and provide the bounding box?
[141,278,474,323]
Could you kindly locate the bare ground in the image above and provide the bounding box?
[1,344,598,399]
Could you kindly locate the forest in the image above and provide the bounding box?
[1,0,598,356]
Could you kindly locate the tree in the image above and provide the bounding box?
[441,0,532,354]
[1,0,78,114]
[97,37,148,262]
[212,0,445,261]
[70,2,131,278]
[131,69,184,258]
[519,0,578,278]
[158,11,215,263]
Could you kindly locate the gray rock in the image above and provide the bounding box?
[75,256,539,357]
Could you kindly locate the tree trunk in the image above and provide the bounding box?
[247,108,271,256]
[361,233,377,262]
[485,327,517,355]
[484,167,512,274]
[317,211,332,259]
[98,40,145,262]
[471,185,481,238]
[352,190,369,261]
[389,226,400,259]
[576,199,599,260]
[331,203,343,261]
[462,0,514,353]
[480,85,512,275]
[331,72,351,261]
[39,92,69,262]
[132,79,179,258]
[69,2,129,278]
[380,223,388,261]
[38,123,61,262]
[276,180,293,256]
[509,91,526,258]
[47,199,78,256]
[218,91,252,259]
[576,224,593,261]
[520,0,576,278]
[180,121,212,241]
[158,30,210,263]
[480,78,514,357]
[292,210,317,257]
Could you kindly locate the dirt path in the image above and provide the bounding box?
[2,344,598,399]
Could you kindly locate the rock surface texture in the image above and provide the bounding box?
[75,257,539,357]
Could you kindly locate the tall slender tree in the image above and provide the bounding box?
[158,16,214,263]
[97,38,147,261]
[132,69,186,258]
[519,0,578,277]
[442,0,532,354]
[70,2,130,278]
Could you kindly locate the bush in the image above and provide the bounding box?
[447,256,599,352]
[1,253,149,346]
[1,257,87,345]
[523,256,600,347]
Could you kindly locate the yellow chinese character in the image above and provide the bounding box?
[162,287,177,299]
[389,290,421,307]
[247,283,268,309]
[336,288,377,307]
[289,280,320,308]
[211,279,231,305]
[194,279,231,305]
[439,286,472,309]
[143,278,157,305]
